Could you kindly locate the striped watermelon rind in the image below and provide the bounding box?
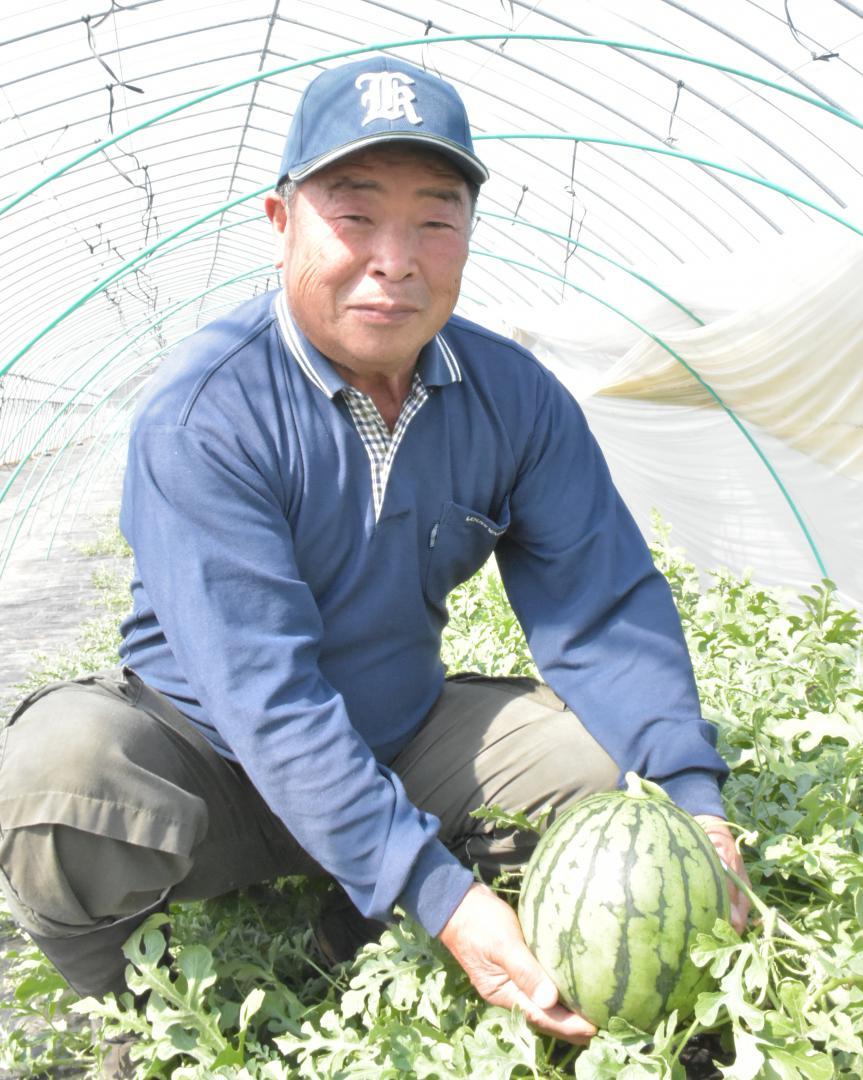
[517,772,730,1031]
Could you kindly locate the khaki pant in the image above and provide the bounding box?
[0,667,617,997]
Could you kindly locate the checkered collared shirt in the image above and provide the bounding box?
[342,375,428,520]
[275,290,462,522]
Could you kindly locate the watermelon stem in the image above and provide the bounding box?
[669,1016,703,1069]
[808,973,863,1007]
[721,863,812,949]
[623,771,672,802]
[554,1043,581,1071]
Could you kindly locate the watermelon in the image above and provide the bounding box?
[517,772,730,1031]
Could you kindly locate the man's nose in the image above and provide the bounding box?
[368,222,416,279]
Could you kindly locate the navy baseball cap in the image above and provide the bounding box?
[277,56,489,186]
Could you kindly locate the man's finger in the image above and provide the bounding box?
[530,977,558,1010]
[695,814,752,932]
[503,938,560,1009]
[501,938,597,1040]
[512,988,597,1042]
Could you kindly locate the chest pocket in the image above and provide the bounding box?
[425,498,511,603]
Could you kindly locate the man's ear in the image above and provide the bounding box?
[264,193,288,269]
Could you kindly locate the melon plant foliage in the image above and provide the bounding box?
[518,772,730,1032]
[0,517,862,1078]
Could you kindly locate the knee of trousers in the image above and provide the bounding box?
[399,677,621,876]
[452,705,621,881]
[0,683,208,937]
[442,686,622,830]
[532,708,622,812]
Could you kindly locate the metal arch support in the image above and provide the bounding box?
[3,32,862,225]
[500,0,858,202]
[199,0,283,308]
[476,212,706,324]
[474,133,863,238]
[0,267,274,576]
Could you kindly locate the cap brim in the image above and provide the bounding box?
[285,131,489,186]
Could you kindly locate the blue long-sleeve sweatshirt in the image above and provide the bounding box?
[119,289,728,937]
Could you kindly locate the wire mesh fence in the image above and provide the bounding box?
[0,371,107,466]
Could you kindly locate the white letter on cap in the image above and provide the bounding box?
[355,72,422,126]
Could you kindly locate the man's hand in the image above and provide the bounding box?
[695,814,751,934]
[437,882,596,1044]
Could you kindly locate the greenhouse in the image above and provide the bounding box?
[1,1,861,1076]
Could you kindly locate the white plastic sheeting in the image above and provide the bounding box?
[1,0,862,599]
[509,226,863,607]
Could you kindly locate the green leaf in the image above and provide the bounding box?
[694,991,727,1027]
[574,1035,627,1078]
[468,801,551,835]
[462,1008,535,1078]
[175,944,218,1002]
[765,1043,834,1080]
[238,986,265,1032]
[13,969,69,1001]
[8,528,863,1080]
[721,1029,765,1080]
[122,912,172,971]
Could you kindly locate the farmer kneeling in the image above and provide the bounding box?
[0,56,748,1060]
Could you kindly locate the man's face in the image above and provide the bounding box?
[266,148,472,380]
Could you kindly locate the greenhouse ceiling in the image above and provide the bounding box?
[1,0,861,604]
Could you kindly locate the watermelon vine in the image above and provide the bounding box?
[0,518,860,1077]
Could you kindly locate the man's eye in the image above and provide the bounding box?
[424,220,452,230]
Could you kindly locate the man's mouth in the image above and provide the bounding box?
[350,303,419,321]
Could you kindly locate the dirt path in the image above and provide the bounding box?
[0,444,130,1075]
[0,446,127,720]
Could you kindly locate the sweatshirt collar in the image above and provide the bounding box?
[273,290,461,399]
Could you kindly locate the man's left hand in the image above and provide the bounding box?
[694,814,751,934]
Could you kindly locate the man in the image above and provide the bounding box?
[0,56,748,1051]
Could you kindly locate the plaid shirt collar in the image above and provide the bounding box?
[273,290,462,397]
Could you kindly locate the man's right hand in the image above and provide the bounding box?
[437,882,597,1044]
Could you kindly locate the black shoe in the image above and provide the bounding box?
[312,888,386,966]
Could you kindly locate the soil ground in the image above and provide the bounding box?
[0,448,126,720]
[0,446,125,1078]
